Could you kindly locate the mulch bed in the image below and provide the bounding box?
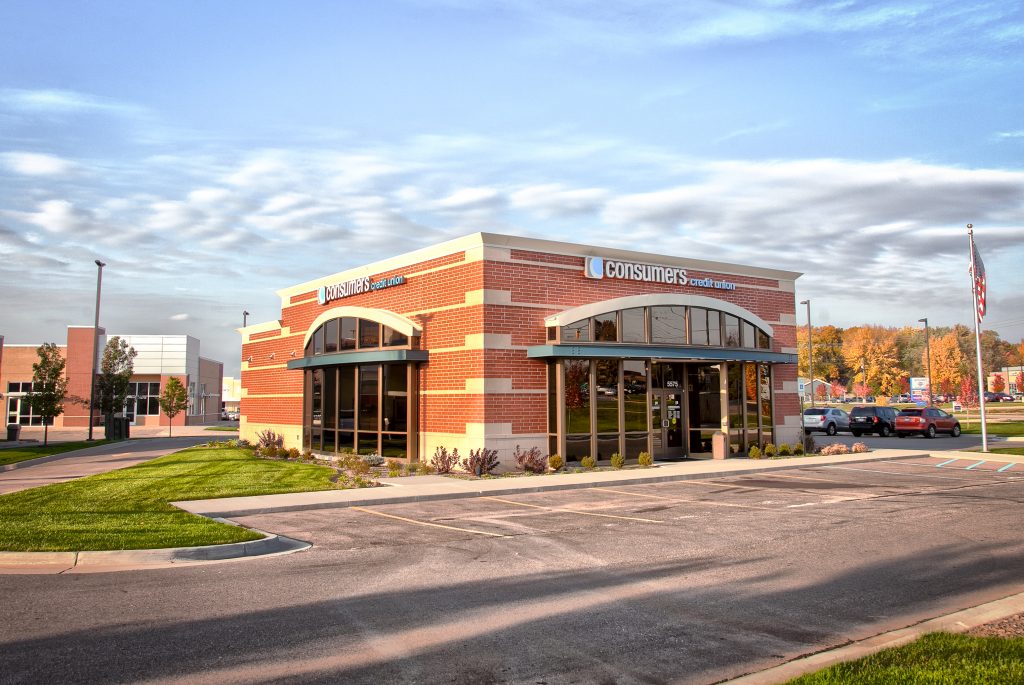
[965,612,1024,638]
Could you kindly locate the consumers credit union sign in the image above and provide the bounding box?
[317,274,406,305]
[584,256,736,291]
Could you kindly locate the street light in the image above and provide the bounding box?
[919,317,932,406]
[800,299,813,408]
[87,259,106,441]
[243,310,250,328]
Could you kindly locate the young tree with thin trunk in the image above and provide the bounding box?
[96,336,137,435]
[25,343,69,446]
[158,377,189,437]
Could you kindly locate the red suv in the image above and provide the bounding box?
[895,407,962,439]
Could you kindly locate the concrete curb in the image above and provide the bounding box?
[176,453,921,518]
[720,590,1024,684]
[0,532,310,574]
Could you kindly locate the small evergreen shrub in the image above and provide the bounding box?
[638,451,653,467]
[360,454,385,467]
[793,442,805,456]
[386,459,402,477]
[349,459,370,475]
[462,447,500,476]
[763,443,777,458]
[417,461,434,475]
[276,446,290,459]
[431,446,460,474]
[580,455,596,469]
[851,442,869,453]
[236,439,252,449]
[777,443,791,456]
[548,454,564,471]
[513,444,547,474]
[803,435,817,454]
[748,445,762,459]
[610,452,625,469]
[287,447,301,460]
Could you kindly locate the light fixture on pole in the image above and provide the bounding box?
[799,299,813,408]
[87,259,106,441]
[243,310,250,328]
[919,318,933,406]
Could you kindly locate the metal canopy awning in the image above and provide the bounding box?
[286,349,429,370]
[526,344,797,364]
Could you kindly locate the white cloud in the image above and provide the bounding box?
[0,88,146,116]
[1,151,76,176]
[170,313,189,321]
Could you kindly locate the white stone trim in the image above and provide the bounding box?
[544,293,774,337]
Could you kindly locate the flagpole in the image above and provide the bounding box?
[968,224,988,452]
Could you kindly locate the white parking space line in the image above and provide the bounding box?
[823,465,980,481]
[998,463,1016,472]
[965,460,986,470]
[484,496,664,523]
[350,506,510,537]
[590,487,782,512]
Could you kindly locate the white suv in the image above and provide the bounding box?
[803,407,851,436]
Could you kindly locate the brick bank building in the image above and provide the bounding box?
[240,233,801,465]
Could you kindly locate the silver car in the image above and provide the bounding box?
[803,407,850,436]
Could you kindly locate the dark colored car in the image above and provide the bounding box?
[849,405,899,437]
[984,391,1014,403]
[895,407,961,439]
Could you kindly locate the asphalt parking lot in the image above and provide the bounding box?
[2,454,1023,684]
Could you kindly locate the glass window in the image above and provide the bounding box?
[759,364,773,443]
[324,319,338,354]
[593,312,617,342]
[564,359,591,434]
[565,434,590,462]
[304,338,312,357]
[595,360,619,433]
[742,321,755,349]
[358,365,378,431]
[547,327,556,341]
[149,382,160,395]
[339,368,355,430]
[382,326,408,347]
[311,369,323,427]
[358,432,378,455]
[314,326,324,355]
[340,317,357,350]
[622,361,648,432]
[359,319,380,348]
[382,364,408,432]
[708,310,722,346]
[620,308,646,343]
[651,306,685,344]
[381,434,407,459]
[547,363,558,434]
[724,315,741,348]
[757,329,770,350]
[562,319,590,342]
[689,308,708,345]
[324,368,337,429]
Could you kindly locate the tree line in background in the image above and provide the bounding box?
[797,324,1024,400]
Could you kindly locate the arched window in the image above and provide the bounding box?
[305,316,411,357]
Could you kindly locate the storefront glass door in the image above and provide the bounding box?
[651,390,683,459]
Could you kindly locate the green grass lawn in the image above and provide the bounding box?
[785,632,1024,684]
[204,426,240,431]
[989,447,1024,456]
[0,440,111,467]
[960,421,1024,436]
[0,444,338,552]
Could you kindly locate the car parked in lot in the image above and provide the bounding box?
[803,407,850,436]
[849,405,899,437]
[895,407,961,438]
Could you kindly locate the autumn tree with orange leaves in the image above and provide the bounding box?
[927,332,966,397]
[842,326,903,396]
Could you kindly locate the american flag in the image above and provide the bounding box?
[972,238,987,322]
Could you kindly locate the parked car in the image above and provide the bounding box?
[803,407,850,436]
[983,392,1014,403]
[227,411,239,421]
[895,407,961,438]
[849,405,899,437]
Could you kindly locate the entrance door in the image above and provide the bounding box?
[651,390,684,459]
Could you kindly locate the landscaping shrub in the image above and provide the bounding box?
[793,442,805,456]
[462,447,500,476]
[431,446,460,474]
[548,454,564,471]
[638,451,653,467]
[803,434,816,454]
[580,455,596,469]
[386,459,402,477]
[349,459,370,475]
[256,430,283,451]
[287,447,301,460]
[416,461,434,475]
[777,443,791,456]
[610,452,625,469]
[513,444,547,474]
[276,446,290,459]
[360,454,385,467]
[748,445,762,459]
[236,439,252,449]
[763,443,777,459]
[302,449,313,460]
[851,442,869,453]
[820,443,850,455]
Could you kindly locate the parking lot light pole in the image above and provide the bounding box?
[919,317,932,406]
[800,299,813,408]
[243,310,250,328]
[87,260,106,441]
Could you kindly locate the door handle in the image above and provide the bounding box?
[662,419,670,428]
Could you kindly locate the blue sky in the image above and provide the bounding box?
[1,0,1022,375]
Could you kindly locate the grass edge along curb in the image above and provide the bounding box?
[0,440,111,468]
[0,443,338,552]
